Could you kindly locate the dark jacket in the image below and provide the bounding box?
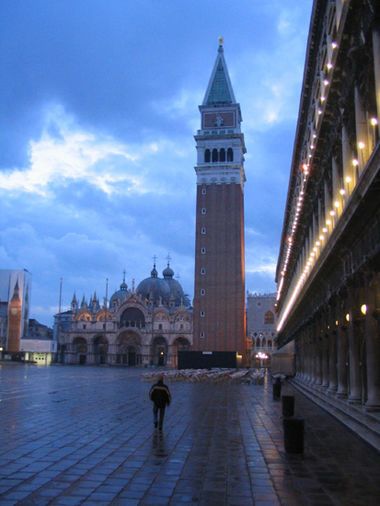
[149,380,171,408]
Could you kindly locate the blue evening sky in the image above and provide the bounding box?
[0,0,312,326]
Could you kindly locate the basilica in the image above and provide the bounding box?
[54,263,192,368]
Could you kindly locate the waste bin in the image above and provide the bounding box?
[283,417,304,454]
[272,379,282,400]
[282,395,295,417]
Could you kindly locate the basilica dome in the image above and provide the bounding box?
[136,264,171,304]
[110,276,129,308]
[162,264,189,306]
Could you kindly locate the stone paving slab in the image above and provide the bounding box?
[0,364,379,505]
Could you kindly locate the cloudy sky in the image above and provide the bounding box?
[0,0,312,326]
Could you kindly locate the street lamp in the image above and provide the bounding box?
[255,351,268,368]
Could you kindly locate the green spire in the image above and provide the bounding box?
[203,38,236,106]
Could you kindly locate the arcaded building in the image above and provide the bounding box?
[55,263,192,367]
[276,0,380,420]
[193,39,247,363]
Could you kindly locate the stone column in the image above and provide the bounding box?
[347,281,362,402]
[314,318,323,385]
[327,299,337,392]
[342,123,355,192]
[354,85,369,170]
[322,331,330,388]
[328,328,338,393]
[365,273,380,410]
[336,324,348,398]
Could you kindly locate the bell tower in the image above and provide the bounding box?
[7,279,22,352]
[193,38,247,361]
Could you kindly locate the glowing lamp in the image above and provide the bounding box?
[352,159,359,167]
[329,210,336,216]
[326,219,332,225]
[360,304,367,315]
[370,118,378,126]
[339,188,346,195]
[322,227,328,233]
[358,141,365,150]
[345,176,352,183]
[334,201,340,208]
[345,313,350,323]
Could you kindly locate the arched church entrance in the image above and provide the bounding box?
[116,331,142,366]
[172,337,191,368]
[151,336,168,366]
[93,335,109,365]
[72,337,88,365]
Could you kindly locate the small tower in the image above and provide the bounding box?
[71,293,78,312]
[7,279,22,352]
[193,39,247,361]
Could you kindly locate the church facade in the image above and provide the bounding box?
[54,263,192,368]
[276,0,380,423]
[193,39,247,363]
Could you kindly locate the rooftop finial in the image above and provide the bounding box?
[218,35,224,47]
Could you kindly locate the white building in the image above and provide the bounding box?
[246,292,277,367]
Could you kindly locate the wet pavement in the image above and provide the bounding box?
[0,364,379,506]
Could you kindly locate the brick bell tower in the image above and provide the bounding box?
[7,279,22,353]
[193,38,247,362]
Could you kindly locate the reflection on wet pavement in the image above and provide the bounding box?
[0,364,379,505]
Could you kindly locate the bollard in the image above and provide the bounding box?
[272,380,282,400]
[282,395,295,417]
[283,417,304,454]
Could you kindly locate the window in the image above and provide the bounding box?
[201,268,206,275]
[201,208,206,215]
[219,148,226,162]
[83,324,86,329]
[200,288,205,295]
[180,324,183,330]
[200,332,205,339]
[264,310,274,324]
[227,148,233,161]
[212,148,218,162]
[103,324,106,330]
[201,247,206,254]
[268,340,272,348]
[204,149,210,163]
[158,323,163,330]
[201,227,206,235]
[201,187,207,195]
[200,311,205,317]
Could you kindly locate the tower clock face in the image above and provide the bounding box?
[10,308,18,315]
[203,111,235,129]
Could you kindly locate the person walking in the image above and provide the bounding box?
[149,374,171,431]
